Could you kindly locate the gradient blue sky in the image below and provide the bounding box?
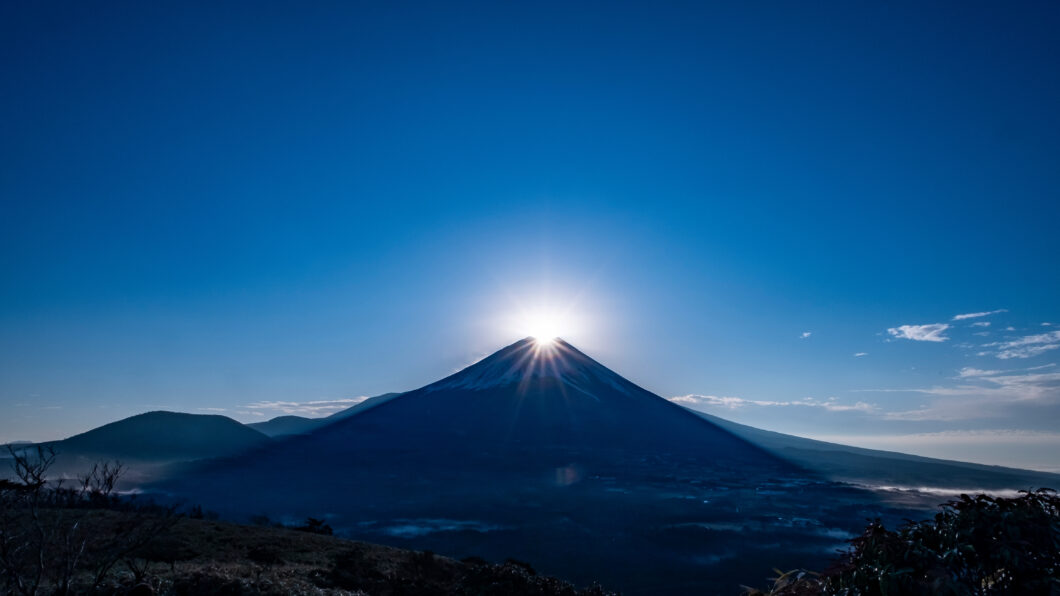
[2,1,1059,471]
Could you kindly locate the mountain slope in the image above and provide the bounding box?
[689,410,1060,490]
[323,392,404,419]
[294,338,789,466]
[176,338,794,495]
[245,415,319,437]
[247,392,405,437]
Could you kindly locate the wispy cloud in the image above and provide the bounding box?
[234,410,266,418]
[982,330,1060,360]
[887,323,950,342]
[821,428,1060,445]
[952,309,1007,321]
[671,394,876,413]
[800,331,812,339]
[854,352,868,357]
[243,397,370,417]
[955,369,1060,396]
[863,365,1060,421]
[971,321,991,327]
[957,367,1000,378]
[998,345,1059,359]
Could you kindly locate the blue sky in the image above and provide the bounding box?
[2,1,1058,471]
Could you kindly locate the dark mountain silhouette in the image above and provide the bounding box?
[175,338,795,499]
[247,392,404,437]
[11,411,273,484]
[52,411,271,462]
[245,414,318,437]
[48,411,270,462]
[152,339,1055,594]
[689,410,1060,490]
[165,339,844,594]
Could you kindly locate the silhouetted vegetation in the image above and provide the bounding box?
[247,513,333,534]
[184,505,218,520]
[0,445,177,595]
[291,516,333,535]
[746,488,1060,595]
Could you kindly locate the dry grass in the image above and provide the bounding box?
[10,510,614,595]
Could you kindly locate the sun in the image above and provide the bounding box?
[520,310,568,344]
[496,291,594,347]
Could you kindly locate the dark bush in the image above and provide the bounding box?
[291,517,333,535]
[747,488,1060,595]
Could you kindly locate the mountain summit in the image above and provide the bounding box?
[371,336,773,453]
[424,337,639,397]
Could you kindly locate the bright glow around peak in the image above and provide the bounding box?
[518,309,571,345]
[483,282,604,351]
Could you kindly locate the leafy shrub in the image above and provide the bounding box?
[747,488,1060,595]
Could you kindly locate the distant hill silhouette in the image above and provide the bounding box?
[247,392,403,437]
[3,411,273,484]
[244,415,319,437]
[48,411,270,462]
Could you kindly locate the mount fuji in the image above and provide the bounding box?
[172,338,793,496]
[339,337,795,463]
[161,339,900,594]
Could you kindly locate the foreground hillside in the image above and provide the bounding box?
[1,445,613,595]
[1,509,615,596]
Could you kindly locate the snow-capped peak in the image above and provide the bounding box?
[423,337,635,397]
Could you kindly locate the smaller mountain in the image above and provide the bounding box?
[247,392,404,437]
[48,411,271,462]
[690,410,1060,490]
[6,411,273,484]
[245,415,320,437]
